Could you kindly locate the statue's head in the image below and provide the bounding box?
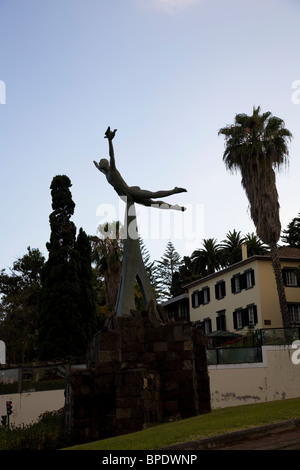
[99,158,109,174]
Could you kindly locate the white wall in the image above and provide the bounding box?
[1,346,299,425]
[208,345,300,408]
[0,389,65,427]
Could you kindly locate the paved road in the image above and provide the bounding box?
[214,428,300,450]
[161,419,300,451]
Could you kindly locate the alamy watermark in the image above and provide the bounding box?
[291,80,300,104]
[291,340,300,365]
[95,198,204,251]
[0,80,6,104]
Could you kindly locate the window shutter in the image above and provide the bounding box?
[192,292,196,308]
[243,308,249,327]
[251,270,255,286]
[221,281,226,297]
[240,273,246,290]
[282,269,287,286]
[253,305,258,324]
[215,284,219,299]
[231,277,236,293]
[233,311,237,329]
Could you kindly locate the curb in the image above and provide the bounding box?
[159,419,300,450]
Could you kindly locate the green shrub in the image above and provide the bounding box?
[0,408,70,450]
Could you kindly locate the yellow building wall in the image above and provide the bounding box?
[189,257,300,332]
[256,260,282,328]
[189,260,262,332]
[257,259,300,329]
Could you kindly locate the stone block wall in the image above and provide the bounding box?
[68,310,210,444]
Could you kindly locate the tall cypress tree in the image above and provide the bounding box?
[75,228,97,345]
[38,175,96,361]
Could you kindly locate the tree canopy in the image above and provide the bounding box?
[0,247,45,363]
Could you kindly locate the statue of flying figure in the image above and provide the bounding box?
[93,127,187,319]
[93,127,187,211]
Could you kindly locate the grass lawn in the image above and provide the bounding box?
[65,397,300,450]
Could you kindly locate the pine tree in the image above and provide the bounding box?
[156,241,182,301]
[282,213,300,247]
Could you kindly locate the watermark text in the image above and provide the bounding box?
[95,198,204,251]
[291,340,300,365]
[291,80,300,104]
[0,80,6,104]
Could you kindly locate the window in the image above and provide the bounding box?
[215,280,226,300]
[216,310,226,331]
[202,286,210,305]
[233,304,258,330]
[288,304,300,323]
[231,275,241,294]
[192,290,200,308]
[191,287,210,308]
[248,305,256,326]
[204,318,212,334]
[282,269,299,287]
[236,309,243,329]
[245,269,255,289]
[231,269,255,294]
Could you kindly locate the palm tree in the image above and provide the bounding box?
[221,230,245,266]
[91,221,123,314]
[219,106,292,328]
[244,232,269,257]
[191,238,225,276]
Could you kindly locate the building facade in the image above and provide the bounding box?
[186,247,300,334]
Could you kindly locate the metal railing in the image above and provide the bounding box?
[206,346,262,365]
[260,327,300,345]
[205,328,300,365]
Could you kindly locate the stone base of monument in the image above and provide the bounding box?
[67,303,211,445]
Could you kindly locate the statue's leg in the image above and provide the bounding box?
[129,187,186,200]
[149,187,187,198]
[143,199,186,211]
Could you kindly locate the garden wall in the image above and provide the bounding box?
[208,345,300,408]
[68,308,211,444]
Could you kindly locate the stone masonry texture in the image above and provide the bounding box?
[67,306,211,445]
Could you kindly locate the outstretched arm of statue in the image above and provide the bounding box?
[105,126,117,170]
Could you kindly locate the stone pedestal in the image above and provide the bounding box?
[67,309,210,445]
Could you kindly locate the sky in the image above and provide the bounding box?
[0,0,300,270]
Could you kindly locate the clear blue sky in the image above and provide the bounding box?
[0,0,300,269]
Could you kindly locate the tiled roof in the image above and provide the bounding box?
[277,246,300,258]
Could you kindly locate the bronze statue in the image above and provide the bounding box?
[93,127,187,211]
[93,127,187,317]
